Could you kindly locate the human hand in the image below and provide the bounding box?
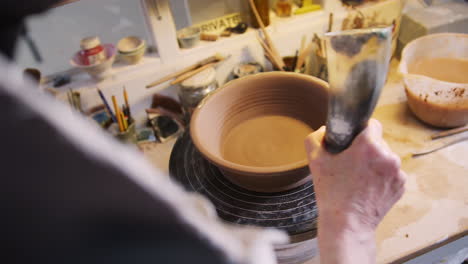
[304,119,406,264]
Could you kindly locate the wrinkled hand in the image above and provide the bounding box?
[305,119,406,264]
[305,119,406,234]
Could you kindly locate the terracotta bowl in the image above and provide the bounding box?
[190,72,329,192]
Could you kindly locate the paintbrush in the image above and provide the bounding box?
[123,87,132,121]
[248,0,285,70]
[97,89,117,123]
[112,95,124,132]
[292,50,299,72]
[256,34,284,71]
[146,53,225,88]
[295,41,314,72]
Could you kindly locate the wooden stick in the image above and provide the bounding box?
[431,125,468,140]
[327,13,334,33]
[171,62,217,85]
[112,96,124,132]
[248,0,285,69]
[256,34,284,71]
[146,54,223,88]
[264,52,277,68]
[121,111,128,130]
[300,35,307,54]
[295,41,314,72]
[123,87,132,120]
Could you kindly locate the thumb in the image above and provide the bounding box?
[304,126,326,156]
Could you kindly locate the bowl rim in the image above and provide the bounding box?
[190,71,329,175]
[399,33,468,85]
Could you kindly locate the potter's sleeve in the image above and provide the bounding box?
[0,57,287,264]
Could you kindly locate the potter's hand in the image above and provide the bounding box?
[304,119,406,264]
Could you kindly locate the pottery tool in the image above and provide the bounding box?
[248,0,285,70]
[431,125,468,140]
[97,89,117,123]
[112,95,124,132]
[171,54,230,85]
[120,110,128,130]
[171,62,217,85]
[292,50,299,72]
[146,54,224,88]
[412,134,468,157]
[327,13,333,33]
[294,41,314,72]
[256,34,285,71]
[323,27,393,153]
[123,87,132,119]
[299,35,307,55]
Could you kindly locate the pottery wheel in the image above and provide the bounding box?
[169,132,318,239]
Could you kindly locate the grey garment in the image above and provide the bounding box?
[0,88,233,263]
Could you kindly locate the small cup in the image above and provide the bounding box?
[177,27,201,49]
[117,36,146,65]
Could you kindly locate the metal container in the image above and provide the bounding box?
[178,66,218,113]
[177,27,201,49]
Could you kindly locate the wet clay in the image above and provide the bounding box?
[221,115,313,167]
[408,57,468,83]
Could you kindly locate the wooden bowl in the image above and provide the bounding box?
[190,72,328,192]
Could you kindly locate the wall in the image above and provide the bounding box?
[14,0,150,75]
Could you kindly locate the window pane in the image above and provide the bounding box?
[170,0,243,30]
[14,0,152,76]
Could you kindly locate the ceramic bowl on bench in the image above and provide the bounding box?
[190,72,329,192]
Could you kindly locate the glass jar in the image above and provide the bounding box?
[178,66,218,114]
[276,0,293,17]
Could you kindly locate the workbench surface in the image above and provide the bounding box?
[140,60,468,264]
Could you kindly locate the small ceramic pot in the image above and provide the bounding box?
[117,36,146,65]
[71,44,116,80]
[177,27,201,49]
[190,72,329,192]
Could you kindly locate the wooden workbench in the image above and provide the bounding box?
[140,60,468,263]
[372,61,468,263]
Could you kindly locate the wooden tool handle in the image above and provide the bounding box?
[146,55,221,89]
[248,0,285,69]
[171,62,217,85]
[295,41,314,72]
[431,125,468,140]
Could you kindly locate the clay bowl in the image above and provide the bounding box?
[399,33,468,128]
[191,72,328,192]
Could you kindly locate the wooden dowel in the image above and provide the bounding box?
[256,34,284,71]
[432,125,468,140]
[171,62,217,85]
[112,96,124,132]
[295,41,314,72]
[327,13,334,33]
[146,54,223,88]
[247,0,285,69]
